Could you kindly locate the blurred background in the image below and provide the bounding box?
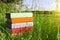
[0,0,60,40]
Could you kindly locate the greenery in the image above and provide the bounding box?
[0,2,60,40]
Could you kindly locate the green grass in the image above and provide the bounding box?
[0,12,60,40]
[0,2,60,40]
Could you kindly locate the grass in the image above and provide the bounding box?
[0,11,60,40]
[0,2,60,40]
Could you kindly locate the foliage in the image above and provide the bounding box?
[0,2,59,40]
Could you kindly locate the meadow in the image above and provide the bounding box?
[0,2,60,40]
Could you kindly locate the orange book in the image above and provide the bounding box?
[11,17,33,24]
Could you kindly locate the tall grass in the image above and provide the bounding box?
[0,2,59,40]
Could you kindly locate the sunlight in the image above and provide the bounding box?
[58,3,60,12]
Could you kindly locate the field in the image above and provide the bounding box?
[0,2,60,40]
